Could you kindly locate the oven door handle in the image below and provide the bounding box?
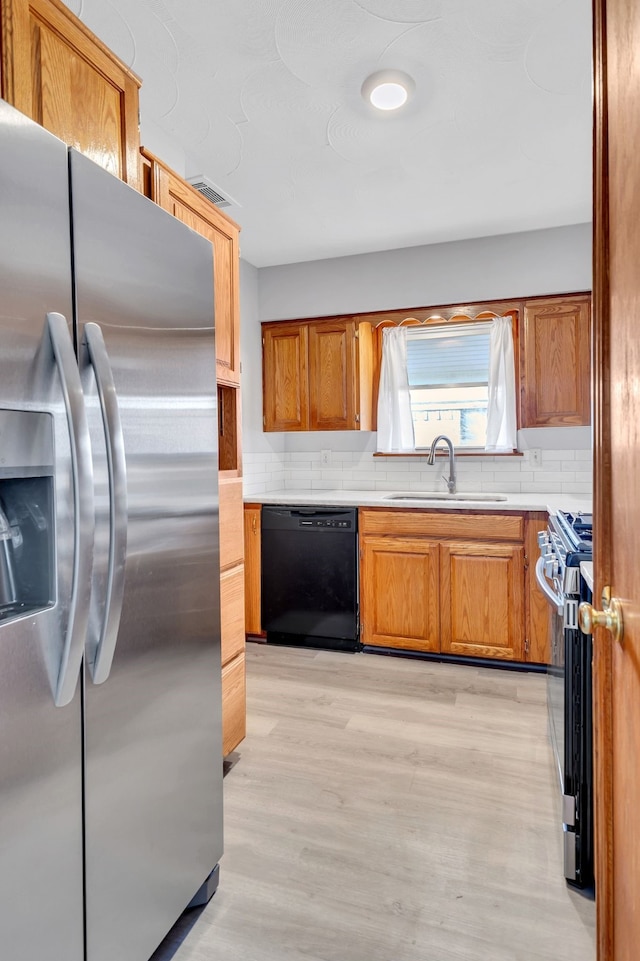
[535,557,564,615]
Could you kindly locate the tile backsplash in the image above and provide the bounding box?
[243,446,592,497]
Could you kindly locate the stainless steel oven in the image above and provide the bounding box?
[536,511,594,891]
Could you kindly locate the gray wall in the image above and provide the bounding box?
[258,223,592,321]
[240,259,285,459]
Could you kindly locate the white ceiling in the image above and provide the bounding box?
[68,0,592,268]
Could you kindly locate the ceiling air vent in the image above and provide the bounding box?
[186,174,240,210]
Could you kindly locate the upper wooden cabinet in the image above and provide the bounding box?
[262,317,374,432]
[263,292,590,434]
[308,320,357,430]
[1,0,141,189]
[262,322,309,431]
[141,149,241,386]
[521,295,591,427]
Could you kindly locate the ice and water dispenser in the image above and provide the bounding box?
[0,409,55,622]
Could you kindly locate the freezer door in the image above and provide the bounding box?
[69,150,223,961]
[0,102,84,961]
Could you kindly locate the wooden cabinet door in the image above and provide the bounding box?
[219,477,245,572]
[525,512,551,664]
[244,505,262,636]
[440,541,525,660]
[360,536,440,652]
[142,150,241,385]
[220,565,245,666]
[522,296,591,426]
[308,320,355,430]
[221,653,246,757]
[1,0,141,188]
[263,322,309,431]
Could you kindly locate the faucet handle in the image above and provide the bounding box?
[442,474,456,494]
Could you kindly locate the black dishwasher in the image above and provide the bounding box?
[261,506,359,651]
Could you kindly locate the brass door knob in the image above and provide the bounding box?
[578,587,624,644]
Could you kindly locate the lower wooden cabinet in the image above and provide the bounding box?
[525,513,552,664]
[245,505,549,666]
[219,476,246,755]
[360,508,540,663]
[221,652,246,757]
[243,504,263,636]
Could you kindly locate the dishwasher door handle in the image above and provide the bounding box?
[290,509,352,517]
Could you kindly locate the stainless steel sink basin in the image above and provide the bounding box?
[383,492,508,503]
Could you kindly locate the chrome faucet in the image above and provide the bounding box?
[427,434,457,494]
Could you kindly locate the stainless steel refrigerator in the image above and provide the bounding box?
[0,99,223,961]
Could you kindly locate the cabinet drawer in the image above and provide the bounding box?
[222,652,246,756]
[359,509,524,542]
[220,564,245,666]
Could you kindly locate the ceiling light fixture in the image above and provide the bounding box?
[361,70,415,112]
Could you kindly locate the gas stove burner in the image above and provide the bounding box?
[552,510,594,561]
[562,511,593,534]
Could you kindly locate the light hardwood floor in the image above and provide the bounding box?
[150,644,595,961]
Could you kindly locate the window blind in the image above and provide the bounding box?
[406,323,492,388]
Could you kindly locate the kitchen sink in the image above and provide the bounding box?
[383,492,508,502]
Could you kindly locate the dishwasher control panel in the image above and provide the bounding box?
[298,518,352,528]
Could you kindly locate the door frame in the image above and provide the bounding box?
[592,0,614,957]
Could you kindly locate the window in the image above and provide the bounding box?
[406,322,492,448]
[376,313,517,454]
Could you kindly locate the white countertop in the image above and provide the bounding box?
[580,561,594,591]
[245,488,593,515]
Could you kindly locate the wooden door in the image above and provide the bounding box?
[1,0,141,188]
[244,505,262,636]
[308,320,355,430]
[440,541,524,660]
[262,322,309,431]
[522,296,591,427]
[142,150,241,385]
[360,536,440,652]
[592,1,640,957]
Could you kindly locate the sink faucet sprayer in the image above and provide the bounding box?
[427,435,456,494]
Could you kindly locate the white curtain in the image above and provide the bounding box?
[377,326,415,452]
[485,316,517,452]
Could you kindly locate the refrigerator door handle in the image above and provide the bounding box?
[83,322,127,684]
[47,312,95,707]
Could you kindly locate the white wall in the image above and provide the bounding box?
[139,117,187,178]
[242,224,593,495]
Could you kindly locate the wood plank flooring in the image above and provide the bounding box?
[150,645,595,961]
